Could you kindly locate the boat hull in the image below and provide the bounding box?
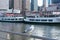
[24,17,60,23]
[24,21,60,24]
[0,21,24,23]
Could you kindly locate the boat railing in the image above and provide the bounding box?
[0,29,57,40]
[0,13,23,17]
[25,11,39,16]
[39,14,60,17]
[39,11,60,17]
[22,11,60,18]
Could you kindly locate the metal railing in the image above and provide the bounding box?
[0,30,57,40]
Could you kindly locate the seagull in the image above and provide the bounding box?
[23,25,34,33]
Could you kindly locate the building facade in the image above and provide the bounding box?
[43,0,49,7]
[9,0,30,11]
[9,0,14,9]
[25,0,31,11]
[48,0,52,5]
[52,0,60,4]
[44,0,60,11]
[31,0,38,11]
[0,0,9,9]
[48,0,60,5]
[43,0,60,7]
[14,0,30,11]
[14,0,22,10]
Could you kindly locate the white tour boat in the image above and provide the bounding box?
[24,12,60,23]
[0,16,24,22]
[0,9,24,22]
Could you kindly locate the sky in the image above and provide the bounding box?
[38,0,43,6]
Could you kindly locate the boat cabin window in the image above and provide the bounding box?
[41,19,47,21]
[44,15,60,17]
[7,19,10,20]
[36,19,40,21]
[11,19,14,20]
[26,16,35,18]
[29,19,34,21]
[15,19,17,20]
[19,18,23,20]
[4,19,10,20]
[48,19,53,22]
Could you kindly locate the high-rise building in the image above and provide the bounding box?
[13,0,30,11]
[43,0,49,7]
[52,0,60,4]
[43,0,60,7]
[48,0,60,5]
[9,0,14,9]
[0,0,9,9]
[14,0,22,10]
[25,0,31,11]
[31,0,38,11]
[43,0,52,7]
[48,0,52,5]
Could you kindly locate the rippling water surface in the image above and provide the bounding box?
[0,22,60,40]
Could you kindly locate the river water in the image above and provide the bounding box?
[0,22,60,40]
